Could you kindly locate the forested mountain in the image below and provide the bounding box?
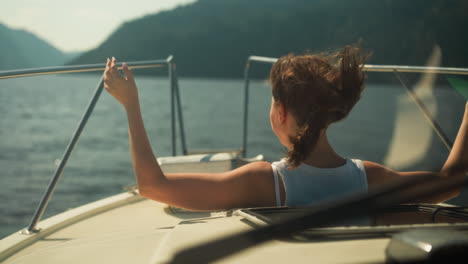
[68,0,466,77]
[0,24,76,70]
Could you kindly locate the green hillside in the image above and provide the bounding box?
[0,24,71,70]
[71,0,468,78]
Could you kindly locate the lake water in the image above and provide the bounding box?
[0,72,466,238]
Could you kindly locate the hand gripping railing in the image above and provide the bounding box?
[0,56,187,233]
[241,56,468,157]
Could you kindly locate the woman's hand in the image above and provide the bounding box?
[103,57,139,110]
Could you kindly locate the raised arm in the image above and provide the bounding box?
[103,58,276,210]
[441,103,468,178]
[364,103,468,203]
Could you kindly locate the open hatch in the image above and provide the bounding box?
[236,204,468,240]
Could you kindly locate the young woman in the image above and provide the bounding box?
[103,45,467,210]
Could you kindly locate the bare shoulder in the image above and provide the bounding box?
[362,160,397,186]
[248,161,274,171]
[218,161,274,186]
[222,161,276,207]
[362,161,390,172]
[238,161,274,188]
[229,161,273,179]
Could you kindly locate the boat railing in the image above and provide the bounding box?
[2,55,468,235]
[0,56,188,233]
[241,56,468,157]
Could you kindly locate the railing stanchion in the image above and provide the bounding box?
[168,59,177,156]
[173,65,188,155]
[26,77,105,233]
[241,60,251,158]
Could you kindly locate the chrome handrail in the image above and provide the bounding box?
[245,56,468,75]
[241,55,468,157]
[0,57,187,233]
[0,59,168,79]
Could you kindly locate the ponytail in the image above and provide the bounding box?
[286,112,328,168]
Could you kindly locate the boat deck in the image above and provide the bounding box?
[0,152,392,264]
[1,195,391,264]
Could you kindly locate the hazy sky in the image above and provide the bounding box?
[0,0,196,53]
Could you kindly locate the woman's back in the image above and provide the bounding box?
[272,158,368,206]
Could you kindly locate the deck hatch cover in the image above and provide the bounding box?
[237,205,468,239]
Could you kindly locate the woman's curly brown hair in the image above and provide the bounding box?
[270,44,369,168]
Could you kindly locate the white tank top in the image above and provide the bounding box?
[271,158,368,207]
